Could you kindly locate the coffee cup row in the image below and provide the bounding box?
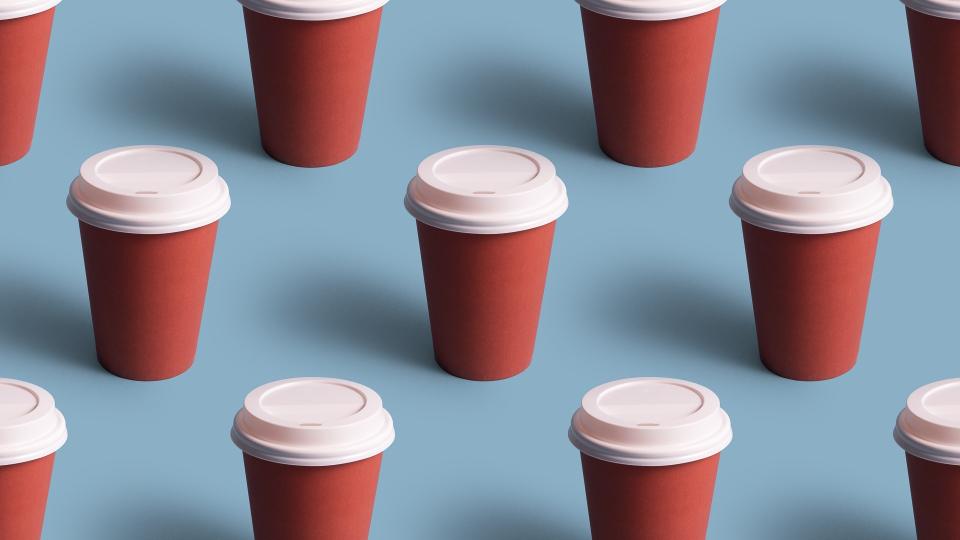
[59,144,893,383]
[4,376,958,538]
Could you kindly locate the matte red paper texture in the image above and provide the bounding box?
[0,454,55,540]
[580,7,719,167]
[0,8,54,166]
[243,7,382,167]
[907,8,960,166]
[79,221,219,381]
[742,221,881,381]
[906,453,960,539]
[581,453,720,540]
[416,221,556,381]
[243,453,383,540]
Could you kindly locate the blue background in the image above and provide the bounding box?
[0,0,954,538]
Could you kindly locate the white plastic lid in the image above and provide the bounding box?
[730,146,894,235]
[0,0,60,21]
[895,379,960,466]
[903,0,960,20]
[232,378,395,467]
[67,146,231,235]
[576,0,726,21]
[569,378,732,467]
[0,379,67,467]
[405,146,569,235]
[237,0,388,20]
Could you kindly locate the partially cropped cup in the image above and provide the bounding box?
[405,146,569,381]
[238,0,388,167]
[0,0,60,165]
[577,0,725,167]
[232,378,395,540]
[67,146,231,381]
[0,379,67,540]
[894,379,960,539]
[903,0,960,165]
[730,146,894,381]
[569,378,732,540]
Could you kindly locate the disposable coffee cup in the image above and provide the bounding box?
[67,146,231,381]
[569,378,732,540]
[238,0,388,167]
[730,146,894,381]
[232,378,395,540]
[405,146,569,381]
[0,0,60,166]
[576,0,725,167]
[903,0,960,166]
[0,379,67,540]
[894,379,960,539]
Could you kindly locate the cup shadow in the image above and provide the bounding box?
[423,55,599,157]
[752,53,925,157]
[599,267,764,373]
[435,499,588,540]
[105,497,251,540]
[94,55,261,155]
[767,501,913,540]
[272,267,437,372]
[0,272,99,372]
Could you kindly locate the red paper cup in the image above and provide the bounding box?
[0,379,67,540]
[241,1,386,167]
[895,380,960,539]
[570,378,732,540]
[730,146,893,381]
[0,4,56,166]
[578,0,723,167]
[405,146,569,381]
[67,146,231,381]
[905,4,960,166]
[232,378,395,540]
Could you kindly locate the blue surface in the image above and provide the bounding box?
[0,0,953,538]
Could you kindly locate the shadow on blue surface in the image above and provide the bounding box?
[94,54,262,156]
[106,497,251,540]
[434,498,588,540]
[766,501,914,540]
[753,52,926,159]
[600,267,766,374]
[273,267,438,372]
[0,272,99,372]
[425,55,600,158]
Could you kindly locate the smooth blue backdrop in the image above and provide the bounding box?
[0,0,953,538]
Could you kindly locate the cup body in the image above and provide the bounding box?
[906,7,960,166]
[242,7,382,167]
[741,220,881,380]
[416,220,556,381]
[79,220,219,381]
[906,452,960,539]
[0,8,54,166]
[243,452,383,540]
[580,6,719,167]
[0,454,55,540]
[581,452,720,540]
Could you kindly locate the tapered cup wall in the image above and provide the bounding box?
[906,8,960,166]
[0,8,54,166]
[741,221,881,380]
[581,7,719,167]
[243,7,382,167]
[0,454,55,540]
[906,453,960,540]
[417,221,556,381]
[79,221,219,381]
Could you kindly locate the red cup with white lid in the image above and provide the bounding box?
[730,146,894,381]
[0,378,67,540]
[569,378,732,540]
[67,146,231,381]
[405,146,569,380]
[232,378,395,540]
[0,0,61,165]
[895,379,960,539]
